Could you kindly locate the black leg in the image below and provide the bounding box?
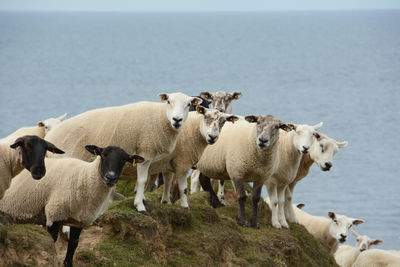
[250,183,263,229]
[157,173,164,187]
[47,221,63,242]
[199,173,223,208]
[63,226,82,267]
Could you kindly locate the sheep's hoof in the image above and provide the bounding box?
[137,210,147,215]
[272,222,282,229]
[162,200,168,204]
[210,196,224,209]
[237,218,249,227]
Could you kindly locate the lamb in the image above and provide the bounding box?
[293,205,364,254]
[264,122,323,229]
[334,230,382,267]
[0,135,64,199]
[190,90,242,204]
[0,145,144,267]
[352,249,400,267]
[1,113,67,143]
[196,115,293,227]
[45,93,201,213]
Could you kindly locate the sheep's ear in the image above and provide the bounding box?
[287,123,296,131]
[313,122,323,131]
[85,145,102,156]
[200,91,212,100]
[226,115,239,124]
[46,141,65,154]
[328,212,336,220]
[57,113,67,121]
[127,155,145,164]
[245,115,258,123]
[371,239,383,246]
[279,123,293,132]
[10,137,24,149]
[314,132,321,140]
[296,203,305,209]
[352,219,364,226]
[38,121,45,127]
[190,96,203,106]
[196,105,206,115]
[351,229,360,238]
[337,141,348,148]
[232,92,242,100]
[158,93,169,102]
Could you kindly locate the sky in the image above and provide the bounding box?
[1,0,399,12]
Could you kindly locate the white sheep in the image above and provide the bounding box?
[45,93,201,213]
[352,249,400,267]
[265,122,323,229]
[0,135,64,199]
[293,205,364,254]
[196,115,293,227]
[334,230,382,267]
[190,90,242,202]
[0,145,144,267]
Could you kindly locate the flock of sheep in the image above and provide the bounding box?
[0,91,397,267]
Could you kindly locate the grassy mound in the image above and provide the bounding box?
[0,182,337,266]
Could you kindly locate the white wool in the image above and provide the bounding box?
[353,249,400,267]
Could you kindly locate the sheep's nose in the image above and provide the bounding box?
[302,146,309,153]
[208,135,217,144]
[325,162,332,169]
[173,117,183,123]
[259,138,268,144]
[31,166,46,180]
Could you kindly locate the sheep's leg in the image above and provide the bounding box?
[47,220,62,242]
[217,180,227,206]
[199,173,224,208]
[176,171,190,208]
[134,161,151,213]
[233,179,248,227]
[250,182,263,229]
[277,185,289,228]
[157,173,164,188]
[190,170,201,194]
[267,184,281,229]
[161,172,173,204]
[145,174,158,192]
[284,187,298,224]
[63,226,82,267]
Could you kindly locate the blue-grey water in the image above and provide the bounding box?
[0,10,399,250]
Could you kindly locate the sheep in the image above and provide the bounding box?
[0,135,65,199]
[265,122,323,229]
[293,205,364,254]
[334,230,382,267]
[1,113,67,143]
[196,115,293,227]
[45,93,201,213]
[190,90,242,204]
[159,106,238,207]
[352,249,400,267]
[0,145,145,267]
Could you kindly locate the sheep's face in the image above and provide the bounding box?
[159,93,202,130]
[10,135,65,179]
[245,115,292,150]
[328,212,364,244]
[310,134,348,171]
[291,122,323,154]
[197,106,239,144]
[352,230,382,252]
[200,91,242,113]
[38,113,67,135]
[85,145,145,187]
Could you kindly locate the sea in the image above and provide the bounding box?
[0,10,399,249]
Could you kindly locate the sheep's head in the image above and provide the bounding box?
[10,135,65,179]
[196,106,239,144]
[159,93,202,130]
[200,91,242,113]
[85,145,144,187]
[328,211,364,244]
[352,230,382,252]
[309,133,348,171]
[245,115,293,150]
[290,122,323,154]
[38,113,67,135]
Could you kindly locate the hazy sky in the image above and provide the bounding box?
[1,0,399,12]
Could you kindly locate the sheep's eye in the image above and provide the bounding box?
[333,219,337,223]
[187,103,191,107]
[167,100,170,104]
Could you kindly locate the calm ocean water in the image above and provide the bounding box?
[0,10,399,249]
